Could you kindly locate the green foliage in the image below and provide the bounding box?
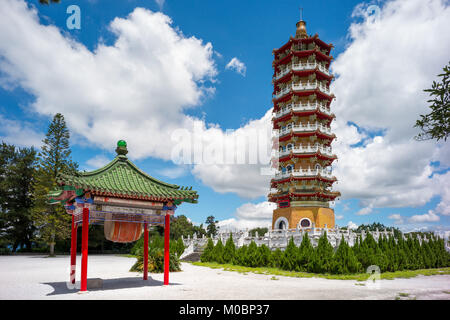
[415,61,450,141]
[212,239,225,264]
[223,234,236,264]
[205,215,219,237]
[130,247,180,273]
[131,232,184,258]
[0,142,37,252]
[249,227,268,237]
[32,113,78,256]
[332,235,361,274]
[297,234,314,272]
[199,228,450,275]
[281,237,299,271]
[200,238,215,263]
[310,232,334,273]
[170,215,206,239]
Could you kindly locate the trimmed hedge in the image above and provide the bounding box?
[200,232,450,274]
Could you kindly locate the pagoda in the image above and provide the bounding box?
[268,18,340,230]
[48,140,198,292]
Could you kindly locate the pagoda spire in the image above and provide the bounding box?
[295,8,308,39]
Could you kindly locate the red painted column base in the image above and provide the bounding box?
[143,222,149,281]
[80,207,89,292]
[164,214,170,285]
[70,215,77,284]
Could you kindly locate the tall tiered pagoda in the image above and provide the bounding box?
[268,18,340,230]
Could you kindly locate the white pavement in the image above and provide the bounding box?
[0,255,449,300]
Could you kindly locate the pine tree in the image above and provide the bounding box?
[257,244,271,267]
[310,232,334,273]
[297,233,314,272]
[200,238,214,262]
[270,248,283,268]
[244,241,260,267]
[281,237,298,271]
[223,234,236,264]
[212,239,224,264]
[233,245,248,266]
[331,235,361,274]
[32,113,78,256]
[0,143,37,251]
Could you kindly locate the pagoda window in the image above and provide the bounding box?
[287,143,293,150]
[286,165,293,172]
[315,163,322,170]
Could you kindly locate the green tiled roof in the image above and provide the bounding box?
[54,141,198,204]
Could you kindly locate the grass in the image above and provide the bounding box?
[190,262,450,281]
[398,292,410,297]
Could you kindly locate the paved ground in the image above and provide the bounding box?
[0,255,449,300]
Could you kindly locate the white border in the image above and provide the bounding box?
[298,217,312,228]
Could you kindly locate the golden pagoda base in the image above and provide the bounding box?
[272,206,335,229]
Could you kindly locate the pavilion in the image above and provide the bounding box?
[48,140,198,292]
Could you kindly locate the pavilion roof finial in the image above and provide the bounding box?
[116,140,128,157]
[295,8,308,39]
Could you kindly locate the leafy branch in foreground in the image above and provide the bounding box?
[415,61,450,142]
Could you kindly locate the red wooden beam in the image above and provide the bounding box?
[70,215,77,284]
[80,207,89,292]
[143,222,149,281]
[164,214,170,285]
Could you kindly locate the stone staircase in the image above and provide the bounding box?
[180,243,205,262]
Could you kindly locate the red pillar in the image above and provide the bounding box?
[164,214,170,285]
[70,215,77,284]
[80,207,89,292]
[143,222,149,280]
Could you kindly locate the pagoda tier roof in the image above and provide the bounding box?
[273,69,333,86]
[271,175,337,187]
[272,36,333,55]
[273,49,332,68]
[277,152,337,163]
[273,90,334,104]
[272,110,335,125]
[268,190,340,202]
[49,141,198,205]
[278,130,336,143]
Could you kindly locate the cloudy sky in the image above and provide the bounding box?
[0,0,449,236]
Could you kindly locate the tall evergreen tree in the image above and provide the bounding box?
[32,113,78,256]
[0,143,37,251]
[331,235,361,274]
[310,232,334,273]
[297,233,314,272]
[281,237,299,271]
[223,234,236,264]
[200,238,214,262]
[212,239,225,264]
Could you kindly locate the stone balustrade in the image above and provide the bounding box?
[181,227,397,252]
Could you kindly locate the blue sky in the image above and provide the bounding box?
[0,0,449,236]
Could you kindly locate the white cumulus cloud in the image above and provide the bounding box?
[225,57,246,76]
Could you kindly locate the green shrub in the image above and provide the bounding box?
[297,234,314,272]
[223,235,236,264]
[200,238,214,262]
[212,239,225,264]
[281,237,299,271]
[130,247,180,273]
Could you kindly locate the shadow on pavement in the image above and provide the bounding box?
[42,277,181,296]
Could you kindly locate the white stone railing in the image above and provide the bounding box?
[276,122,333,137]
[278,145,334,158]
[182,227,396,251]
[274,62,331,80]
[273,168,335,180]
